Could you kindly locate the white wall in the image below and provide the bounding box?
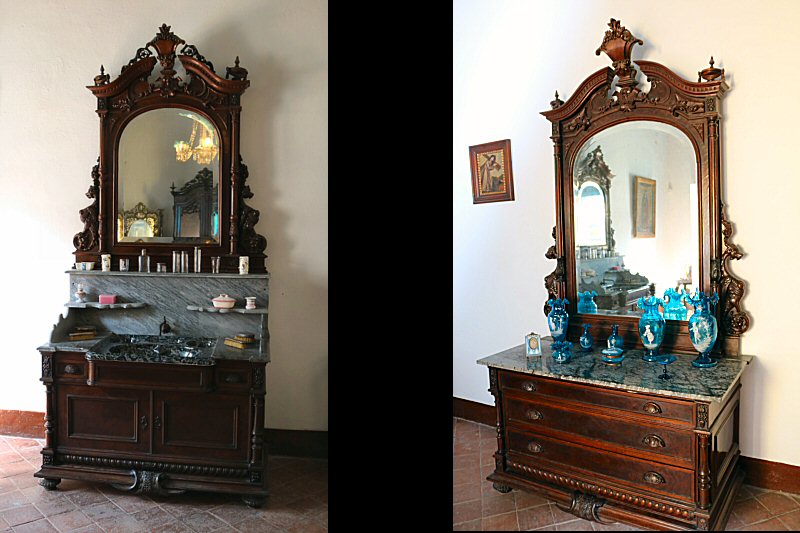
[454,0,797,466]
[0,0,327,431]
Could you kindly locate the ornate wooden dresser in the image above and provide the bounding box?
[478,343,751,530]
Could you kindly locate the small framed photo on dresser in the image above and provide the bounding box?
[525,332,542,356]
[469,139,515,204]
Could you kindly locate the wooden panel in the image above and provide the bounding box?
[153,391,249,461]
[504,395,694,467]
[498,371,694,425]
[57,385,149,453]
[506,427,695,503]
[91,361,211,390]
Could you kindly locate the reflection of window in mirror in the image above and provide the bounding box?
[128,220,152,238]
[575,182,606,246]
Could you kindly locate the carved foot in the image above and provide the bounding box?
[39,478,61,490]
[492,482,512,493]
[241,495,266,508]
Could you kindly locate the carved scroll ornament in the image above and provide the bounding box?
[73,161,100,251]
[544,226,565,316]
[719,205,750,336]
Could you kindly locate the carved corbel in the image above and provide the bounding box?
[544,226,565,316]
[556,491,610,523]
[719,204,750,336]
[73,161,100,252]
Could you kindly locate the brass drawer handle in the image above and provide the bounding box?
[153,416,161,429]
[642,434,666,448]
[64,364,81,375]
[525,408,543,420]
[521,382,536,392]
[643,471,665,484]
[527,442,543,453]
[140,416,148,429]
[642,402,662,414]
[224,374,243,384]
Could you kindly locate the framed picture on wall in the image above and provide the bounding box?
[633,176,656,238]
[469,139,515,204]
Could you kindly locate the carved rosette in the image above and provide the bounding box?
[73,162,100,251]
[719,205,750,336]
[544,226,565,316]
[696,403,709,430]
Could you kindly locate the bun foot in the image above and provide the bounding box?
[39,478,61,490]
[492,482,512,493]
[242,495,266,508]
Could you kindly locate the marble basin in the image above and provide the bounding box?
[88,334,217,362]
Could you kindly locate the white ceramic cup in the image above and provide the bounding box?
[245,296,256,310]
[239,256,249,275]
[101,254,111,272]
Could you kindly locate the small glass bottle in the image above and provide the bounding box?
[139,249,150,273]
[194,246,202,273]
[172,251,180,273]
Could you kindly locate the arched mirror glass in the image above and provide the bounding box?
[572,121,698,318]
[117,108,220,244]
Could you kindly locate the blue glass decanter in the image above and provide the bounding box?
[607,324,624,351]
[663,288,689,321]
[577,291,598,314]
[579,324,594,352]
[547,298,571,361]
[637,296,666,362]
[687,290,720,368]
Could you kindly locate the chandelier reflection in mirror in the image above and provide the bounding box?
[174,112,218,165]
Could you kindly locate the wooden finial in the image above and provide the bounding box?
[698,56,724,82]
[550,91,564,109]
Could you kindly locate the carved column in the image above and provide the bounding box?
[249,362,266,486]
[488,368,507,477]
[229,109,241,255]
[697,432,712,509]
[41,353,56,455]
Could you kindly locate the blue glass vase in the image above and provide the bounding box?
[687,290,720,368]
[663,288,689,321]
[637,296,666,362]
[579,324,594,352]
[607,324,624,351]
[547,298,569,343]
[577,291,598,314]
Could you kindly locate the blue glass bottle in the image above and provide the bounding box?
[579,324,594,352]
[546,298,569,343]
[637,296,666,362]
[663,288,689,321]
[687,290,720,368]
[607,324,624,351]
[577,291,598,314]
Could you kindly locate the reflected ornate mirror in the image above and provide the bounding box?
[73,24,267,272]
[542,19,750,355]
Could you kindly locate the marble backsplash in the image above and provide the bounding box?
[54,271,269,347]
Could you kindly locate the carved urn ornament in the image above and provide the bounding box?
[74,24,268,273]
[541,18,750,356]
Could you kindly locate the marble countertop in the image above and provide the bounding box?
[477,339,752,403]
[38,335,268,364]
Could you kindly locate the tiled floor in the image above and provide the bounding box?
[453,417,800,531]
[0,435,327,532]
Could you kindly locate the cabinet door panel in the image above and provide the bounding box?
[57,385,149,453]
[154,391,249,462]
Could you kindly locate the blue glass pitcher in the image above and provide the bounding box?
[577,291,598,314]
[663,288,689,321]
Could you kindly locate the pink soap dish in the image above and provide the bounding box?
[98,294,117,304]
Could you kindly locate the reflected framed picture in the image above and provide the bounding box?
[469,139,515,204]
[633,176,656,238]
[525,332,542,356]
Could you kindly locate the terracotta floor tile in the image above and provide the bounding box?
[555,518,593,530]
[106,493,156,514]
[454,466,481,486]
[454,482,482,505]
[453,500,482,525]
[518,502,555,530]
[78,501,124,522]
[62,489,108,508]
[777,509,800,530]
[10,518,57,533]
[514,491,549,510]
[549,502,578,525]
[207,502,260,526]
[143,519,194,533]
[732,498,772,525]
[482,492,516,518]
[128,507,174,528]
[755,491,800,516]
[232,516,285,533]
[0,503,42,527]
[724,508,746,530]
[453,518,482,531]
[0,490,29,511]
[45,509,92,532]
[454,453,480,470]
[482,511,519,531]
[94,513,146,533]
[0,478,15,495]
[591,521,638,530]
[454,440,481,456]
[65,525,104,533]
[737,517,789,530]
[284,517,327,533]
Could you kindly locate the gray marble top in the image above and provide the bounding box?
[66,270,269,279]
[477,339,752,403]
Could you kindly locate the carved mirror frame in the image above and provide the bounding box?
[73,24,267,273]
[542,19,749,355]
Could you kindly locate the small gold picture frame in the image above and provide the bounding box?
[469,139,515,204]
[525,332,542,356]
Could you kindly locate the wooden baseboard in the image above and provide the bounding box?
[0,410,327,459]
[453,396,800,493]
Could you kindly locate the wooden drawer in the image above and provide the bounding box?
[88,361,213,390]
[505,427,694,503]
[504,396,694,467]
[54,359,87,381]
[499,370,694,425]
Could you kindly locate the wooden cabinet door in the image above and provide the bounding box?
[153,391,250,462]
[57,384,150,454]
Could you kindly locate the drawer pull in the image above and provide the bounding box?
[153,416,161,429]
[527,442,543,453]
[224,374,243,384]
[525,408,543,421]
[521,382,537,392]
[64,364,81,375]
[642,434,666,448]
[140,416,148,429]
[643,471,665,484]
[642,402,662,414]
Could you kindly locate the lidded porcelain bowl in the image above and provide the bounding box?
[212,294,236,309]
